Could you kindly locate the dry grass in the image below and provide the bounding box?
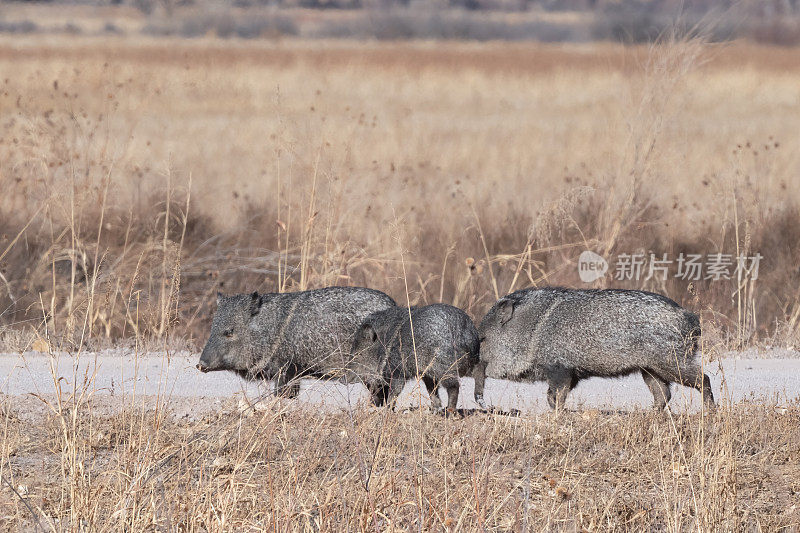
[0,35,798,350]
[1,391,799,530]
[1,33,799,531]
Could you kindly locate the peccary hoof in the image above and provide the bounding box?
[434,407,466,418]
[475,394,487,410]
[484,407,521,417]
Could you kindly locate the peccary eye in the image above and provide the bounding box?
[223,328,234,338]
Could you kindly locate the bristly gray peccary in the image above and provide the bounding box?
[473,288,715,410]
[196,287,396,397]
[346,304,480,411]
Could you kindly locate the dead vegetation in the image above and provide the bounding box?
[1,392,799,530]
[0,33,799,531]
[0,36,798,351]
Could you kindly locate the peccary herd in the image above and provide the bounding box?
[198,286,715,412]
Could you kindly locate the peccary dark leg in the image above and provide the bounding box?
[275,367,301,398]
[473,360,488,410]
[546,367,574,410]
[698,373,715,408]
[283,381,301,398]
[641,370,672,410]
[441,376,460,411]
[370,383,390,407]
[422,375,442,410]
[385,378,405,410]
[675,368,715,408]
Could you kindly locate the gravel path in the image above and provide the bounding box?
[1,351,798,414]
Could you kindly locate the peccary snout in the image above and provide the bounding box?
[196,344,225,373]
[197,342,218,372]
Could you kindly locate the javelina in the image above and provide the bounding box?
[197,287,396,397]
[346,304,480,411]
[473,288,714,410]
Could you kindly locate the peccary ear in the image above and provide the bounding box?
[216,292,224,306]
[248,291,262,317]
[359,324,377,343]
[496,298,515,325]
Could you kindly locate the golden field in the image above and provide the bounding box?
[0,34,799,532]
[0,395,798,531]
[0,35,798,350]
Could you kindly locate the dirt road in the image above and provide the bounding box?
[1,351,798,414]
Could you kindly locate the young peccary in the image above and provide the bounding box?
[474,288,714,410]
[346,304,480,412]
[197,287,396,397]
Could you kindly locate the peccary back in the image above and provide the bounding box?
[198,286,396,396]
[348,303,480,411]
[474,288,713,410]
